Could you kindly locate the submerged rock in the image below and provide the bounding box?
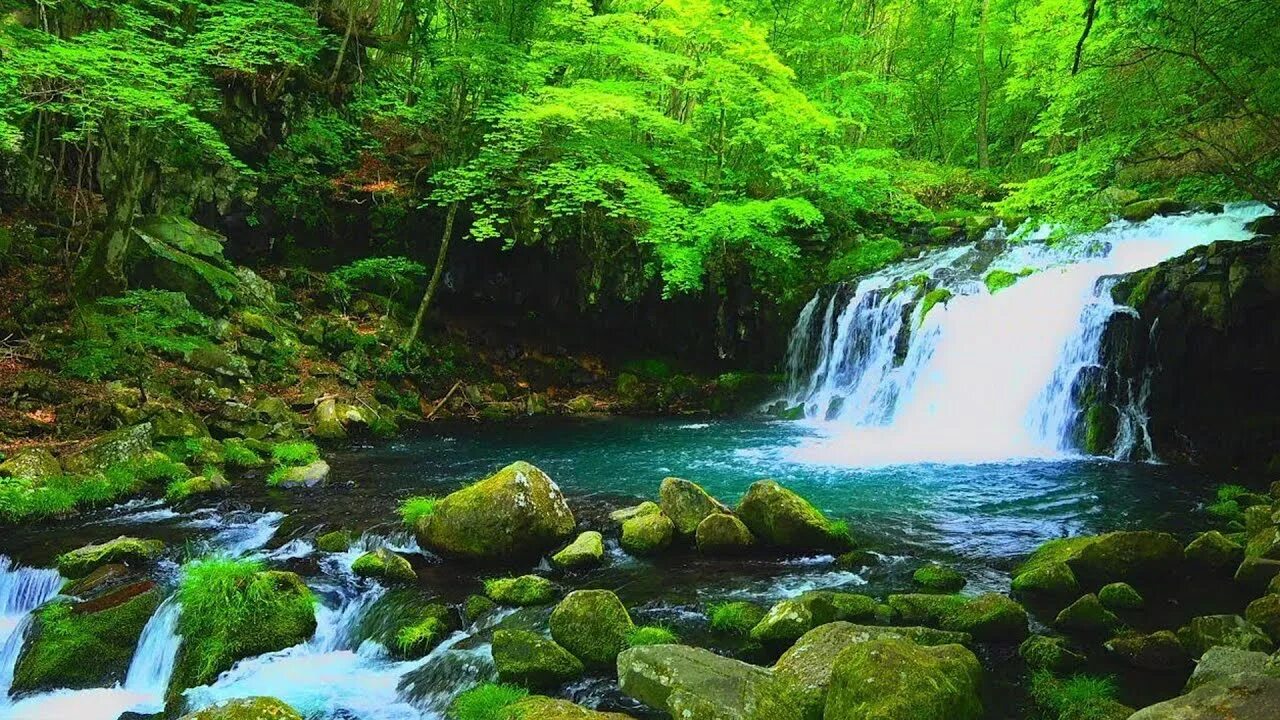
[1177,614,1275,658]
[57,536,165,578]
[1055,594,1121,636]
[620,511,674,556]
[659,477,730,536]
[178,697,304,720]
[696,513,756,554]
[1130,673,1280,719]
[887,593,1028,641]
[550,589,634,668]
[416,461,575,561]
[492,629,584,688]
[823,637,983,720]
[352,548,417,584]
[550,531,605,570]
[736,480,848,551]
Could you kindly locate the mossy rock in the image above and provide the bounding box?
[1010,536,1092,596]
[1097,582,1144,611]
[1129,673,1280,720]
[61,423,155,475]
[389,603,453,658]
[316,529,352,553]
[506,696,635,720]
[913,563,967,593]
[1016,531,1182,593]
[616,644,773,720]
[823,637,983,720]
[695,513,756,554]
[56,536,165,578]
[1244,594,1280,644]
[492,629,585,688]
[550,531,604,571]
[0,448,61,481]
[270,460,331,488]
[353,548,417,584]
[609,501,660,524]
[178,697,303,720]
[1184,530,1244,574]
[463,594,498,623]
[1055,594,1121,636]
[886,593,1028,641]
[1234,556,1280,591]
[485,575,558,606]
[566,394,596,413]
[658,477,730,536]
[1104,630,1189,671]
[1246,526,1280,560]
[1120,197,1187,223]
[549,589,634,668]
[1176,614,1275,658]
[736,479,849,551]
[416,461,575,561]
[12,584,160,693]
[1018,635,1086,673]
[312,398,347,440]
[620,511,674,556]
[1185,646,1279,690]
[186,345,252,380]
[166,472,230,503]
[751,592,884,646]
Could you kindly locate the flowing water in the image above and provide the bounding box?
[0,206,1274,718]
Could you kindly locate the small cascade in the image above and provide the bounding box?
[783,204,1272,466]
[122,597,182,707]
[0,556,62,703]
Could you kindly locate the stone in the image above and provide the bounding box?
[492,629,584,688]
[550,590,634,668]
[616,644,772,720]
[1098,582,1144,611]
[1019,635,1086,673]
[659,477,730,536]
[736,479,848,551]
[550,531,605,570]
[1235,557,1280,591]
[61,423,154,475]
[271,460,330,488]
[1121,197,1187,223]
[166,473,231,502]
[507,696,635,720]
[178,697,303,720]
[1185,531,1244,574]
[913,563,967,593]
[1244,594,1280,644]
[823,638,983,720]
[1177,615,1275,658]
[0,448,61,480]
[1055,594,1121,636]
[1010,537,1090,597]
[186,345,252,380]
[463,594,497,623]
[485,575,557,606]
[127,216,243,314]
[1067,531,1184,589]
[56,536,165,578]
[1130,673,1280,720]
[886,593,1028,641]
[696,513,756,554]
[620,511,674,556]
[415,461,575,561]
[566,394,595,413]
[352,548,416,584]
[312,398,347,440]
[315,529,352,553]
[1105,630,1189,671]
[1185,646,1278,690]
[609,501,660,523]
[750,593,885,646]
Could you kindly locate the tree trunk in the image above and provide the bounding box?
[329,11,356,84]
[976,0,991,170]
[81,132,146,296]
[404,202,459,349]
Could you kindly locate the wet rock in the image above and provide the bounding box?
[1177,614,1275,658]
[1244,594,1280,644]
[315,529,352,553]
[272,459,330,488]
[1121,198,1187,223]
[659,477,730,536]
[609,501,660,524]
[312,397,347,440]
[1068,531,1183,589]
[913,563,967,593]
[0,447,61,480]
[57,536,165,578]
[617,644,773,720]
[887,593,1028,641]
[166,472,230,502]
[823,637,983,720]
[620,511,674,556]
[507,696,635,720]
[696,513,756,554]
[463,594,497,623]
[566,394,595,413]
[1055,594,1121,636]
[415,461,575,561]
[178,697,303,720]
[391,604,453,658]
[550,589,634,668]
[492,629,584,688]
[1105,630,1189,671]
[1130,673,1280,719]
[352,548,417,584]
[1185,531,1244,575]
[485,575,557,606]
[61,423,154,475]
[1019,635,1086,673]
[550,531,604,570]
[1185,646,1278,690]
[736,479,849,551]
[751,593,884,646]
[1235,557,1280,591]
[63,563,134,598]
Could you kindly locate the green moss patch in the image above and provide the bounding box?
[399,495,438,526]
[708,601,767,636]
[626,625,679,647]
[448,682,528,720]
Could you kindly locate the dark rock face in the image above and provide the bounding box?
[1094,235,1280,468]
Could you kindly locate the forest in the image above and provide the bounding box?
[2,1,1280,720]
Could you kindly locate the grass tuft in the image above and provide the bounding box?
[1030,670,1123,720]
[448,682,527,720]
[626,625,679,647]
[399,496,438,526]
[271,441,319,467]
[708,601,765,635]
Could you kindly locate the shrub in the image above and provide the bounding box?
[626,625,679,647]
[55,290,212,382]
[1216,484,1248,502]
[272,441,319,467]
[399,496,437,526]
[448,682,528,720]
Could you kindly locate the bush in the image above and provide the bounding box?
[53,290,212,382]
[399,496,437,526]
[271,441,319,467]
[448,682,528,720]
[626,625,679,647]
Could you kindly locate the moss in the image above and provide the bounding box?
[222,440,265,468]
[1055,594,1121,635]
[984,270,1018,294]
[1029,671,1130,720]
[463,594,498,623]
[550,530,604,570]
[271,441,319,466]
[1206,498,1244,523]
[708,601,767,635]
[913,563,967,592]
[394,616,445,658]
[484,575,557,606]
[824,637,983,720]
[165,473,229,503]
[179,697,304,720]
[353,548,417,583]
[1216,484,1249,502]
[172,557,317,691]
[620,511,674,556]
[1097,582,1144,611]
[399,495,438,526]
[887,593,1028,641]
[492,629,585,688]
[1019,635,1086,674]
[626,625,679,647]
[549,589,635,668]
[736,479,849,551]
[57,536,165,578]
[919,288,954,325]
[1126,268,1160,310]
[448,682,528,720]
[1083,402,1118,455]
[12,589,160,692]
[316,529,352,553]
[1011,536,1096,595]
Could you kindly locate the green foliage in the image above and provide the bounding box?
[54,291,211,382]
[223,442,265,468]
[448,682,528,720]
[708,601,766,635]
[1029,671,1123,720]
[985,268,1034,294]
[399,496,438,527]
[626,625,679,647]
[919,288,954,325]
[394,617,444,656]
[272,441,319,467]
[330,257,427,302]
[1217,485,1249,502]
[827,238,906,281]
[0,455,184,523]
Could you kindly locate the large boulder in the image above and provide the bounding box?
[492,629,584,688]
[659,477,730,536]
[1130,673,1280,719]
[1185,531,1244,574]
[696,513,756,554]
[823,638,983,720]
[415,461,575,561]
[60,423,154,475]
[1067,531,1183,589]
[1120,197,1187,223]
[311,398,347,440]
[1177,615,1275,658]
[750,592,884,646]
[507,696,636,720]
[736,480,847,551]
[1185,646,1278,690]
[57,536,165,578]
[0,448,61,481]
[179,697,303,720]
[11,584,160,693]
[550,531,605,570]
[620,511,674,556]
[617,644,773,720]
[550,590,634,668]
[1011,537,1087,597]
[886,593,1028,641]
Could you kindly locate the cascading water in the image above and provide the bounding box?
[784,203,1272,466]
[122,597,182,707]
[0,557,61,708]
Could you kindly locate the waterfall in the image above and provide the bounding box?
[784,203,1272,466]
[0,557,62,704]
[122,597,182,707]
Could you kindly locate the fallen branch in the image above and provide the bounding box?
[425,381,463,422]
